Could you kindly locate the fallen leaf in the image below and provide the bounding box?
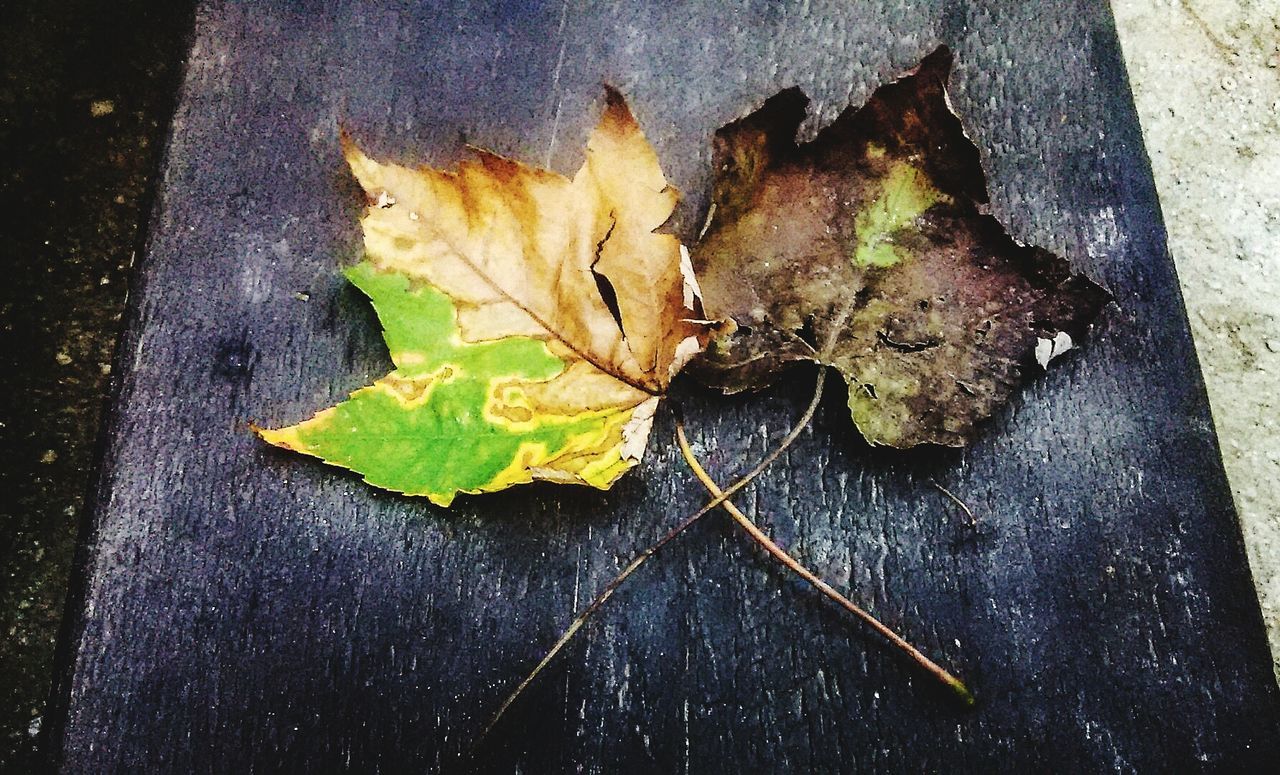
[690,47,1110,447]
[261,90,716,505]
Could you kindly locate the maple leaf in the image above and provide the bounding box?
[689,47,1110,447]
[260,90,716,505]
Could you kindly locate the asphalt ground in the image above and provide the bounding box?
[0,1,195,768]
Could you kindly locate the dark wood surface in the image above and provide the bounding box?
[52,0,1280,771]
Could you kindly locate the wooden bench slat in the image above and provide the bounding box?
[54,1,1280,770]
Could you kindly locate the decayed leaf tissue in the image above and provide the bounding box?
[690,48,1110,447]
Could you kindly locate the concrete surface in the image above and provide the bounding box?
[1113,0,1280,677]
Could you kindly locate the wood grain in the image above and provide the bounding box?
[51,0,1280,770]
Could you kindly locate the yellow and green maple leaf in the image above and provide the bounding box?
[261,90,716,506]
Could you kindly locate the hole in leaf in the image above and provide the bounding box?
[592,269,625,338]
[797,314,819,349]
[591,218,626,337]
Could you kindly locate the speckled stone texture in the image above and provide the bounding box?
[0,2,193,768]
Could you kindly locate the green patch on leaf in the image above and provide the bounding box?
[851,161,946,268]
[260,262,639,506]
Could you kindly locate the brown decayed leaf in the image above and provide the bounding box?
[690,47,1110,447]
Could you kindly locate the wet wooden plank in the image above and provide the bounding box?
[53,0,1280,770]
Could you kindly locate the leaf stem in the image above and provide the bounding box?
[675,422,975,706]
[475,368,829,743]
[930,478,977,529]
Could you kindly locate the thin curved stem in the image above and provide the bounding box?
[675,422,975,706]
[475,368,829,743]
[475,507,697,744]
